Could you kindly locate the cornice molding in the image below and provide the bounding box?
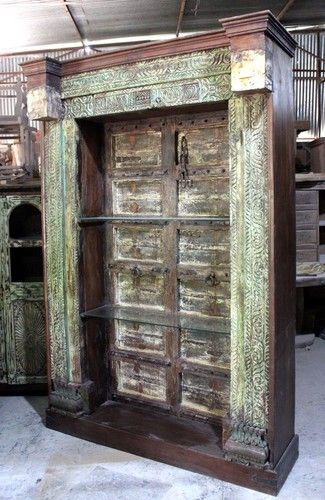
[22,30,229,79]
[221,10,296,57]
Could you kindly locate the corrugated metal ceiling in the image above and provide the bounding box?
[0,0,324,54]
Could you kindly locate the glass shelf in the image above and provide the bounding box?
[81,304,230,334]
[79,216,230,226]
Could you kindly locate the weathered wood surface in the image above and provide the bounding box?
[114,358,168,402]
[296,188,319,262]
[104,110,230,420]
[22,9,298,492]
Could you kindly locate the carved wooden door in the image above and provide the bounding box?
[105,110,230,423]
[0,195,46,385]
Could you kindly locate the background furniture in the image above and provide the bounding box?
[296,173,325,336]
[0,79,46,395]
[0,184,46,393]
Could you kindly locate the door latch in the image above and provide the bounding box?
[179,135,192,188]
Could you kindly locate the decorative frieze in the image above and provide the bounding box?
[65,75,232,119]
[62,48,231,99]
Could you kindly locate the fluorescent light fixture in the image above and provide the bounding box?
[85,31,207,47]
[0,29,208,55]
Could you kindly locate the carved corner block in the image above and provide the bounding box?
[21,57,64,121]
[49,380,96,416]
[224,423,269,467]
[27,85,64,121]
[221,10,296,93]
[229,46,273,93]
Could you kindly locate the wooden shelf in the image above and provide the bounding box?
[296,173,325,183]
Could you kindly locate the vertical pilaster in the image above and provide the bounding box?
[222,11,296,465]
[23,59,93,414]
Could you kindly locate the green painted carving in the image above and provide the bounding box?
[226,93,270,464]
[11,298,46,382]
[44,121,68,381]
[62,48,231,99]
[44,120,82,384]
[65,75,232,119]
[62,118,82,383]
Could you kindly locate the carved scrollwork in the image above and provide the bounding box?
[62,48,231,99]
[226,93,270,464]
[13,300,46,376]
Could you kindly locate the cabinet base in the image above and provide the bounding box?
[46,402,298,496]
[0,383,48,396]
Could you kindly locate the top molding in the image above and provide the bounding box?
[21,11,296,82]
[22,30,229,79]
[221,10,297,57]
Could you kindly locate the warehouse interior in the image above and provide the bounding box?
[0,1,325,499]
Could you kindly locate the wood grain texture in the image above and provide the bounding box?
[31,11,297,491]
[104,111,230,416]
[46,405,299,496]
[268,40,296,468]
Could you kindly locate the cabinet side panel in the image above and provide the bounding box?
[79,122,107,404]
[269,43,296,466]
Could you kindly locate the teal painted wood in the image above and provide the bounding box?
[62,48,231,99]
[44,121,68,381]
[63,48,232,120]
[0,194,46,385]
[227,94,270,461]
[43,120,82,383]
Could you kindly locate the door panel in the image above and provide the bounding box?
[178,226,229,267]
[11,297,46,382]
[178,177,229,217]
[112,179,163,215]
[114,320,168,356]
[105,110,230,421]
[114,225,164,262]
[178,276,230,318]
[176,123,228,167]
[112,131,162,170]
[115,269,166,310]
[180,329,230,370]
[114,358,168,403]
[180,370,229,418]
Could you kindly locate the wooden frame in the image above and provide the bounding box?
[22,10,297,495]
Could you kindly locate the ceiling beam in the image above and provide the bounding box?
[62,0,86,47]
[176,0,187,37]
[277,0,296,21]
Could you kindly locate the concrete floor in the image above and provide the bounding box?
[0,339,324,500]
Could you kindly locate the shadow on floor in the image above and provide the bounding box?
[24,395,48,423]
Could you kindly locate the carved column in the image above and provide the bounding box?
[22,60,94,415]
[222,11,296,466]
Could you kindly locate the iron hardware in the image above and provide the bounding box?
[205,272,220,287]
[179,135,192,188]
[151,266,169,275]
[131,265,142,277]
